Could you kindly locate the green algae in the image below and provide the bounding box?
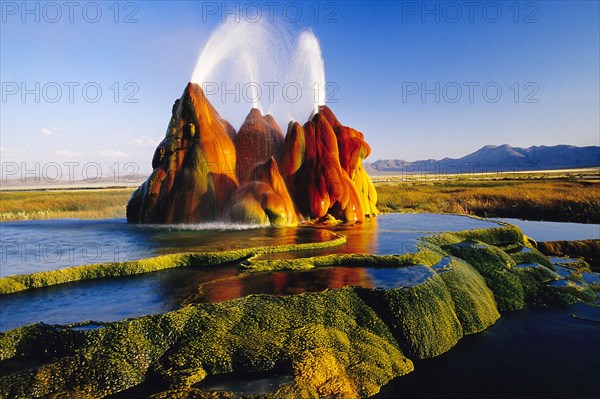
[241,250,442,273]
[442,240,525,312]
[356,272,463,360]
[0,288,413,399]
[512,263,563,305]
[509,248,556,271]
[1,219,598,398]
[0,324,72,362]
[0,313,188,398]
[453,224,525,247]
[434,257,500,335]
[545,280,597,304]
[0,234,346,295]
[149,388,235,398]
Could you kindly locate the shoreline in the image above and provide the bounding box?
[1,222,597,398]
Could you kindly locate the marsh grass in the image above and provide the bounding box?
[1,176,599,223]
[0,188,135,221]
[375,179,600,223]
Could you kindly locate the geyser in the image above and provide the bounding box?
[190,18,326,124]
[127,21,377,226]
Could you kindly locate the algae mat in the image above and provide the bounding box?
[0,222,598,398]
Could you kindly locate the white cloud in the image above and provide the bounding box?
[129,137,158,148]
[0,146,27,155]
[40,127,61,135]
[97,149,130,158]
[53,150,83,157]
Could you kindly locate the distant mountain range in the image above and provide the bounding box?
[364,145,600,175]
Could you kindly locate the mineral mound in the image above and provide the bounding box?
[127,83,378,225]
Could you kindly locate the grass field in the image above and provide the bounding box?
[375,176,600,224]
[1,171,599,223]
[0,188,135,221]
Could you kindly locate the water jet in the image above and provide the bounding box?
[127,21,377,226]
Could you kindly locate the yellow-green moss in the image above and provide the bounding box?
[435,257,500,334]
[1,219,597,398]
[442,240,525,312]
[0,278,27,294]
[509,247,556,271]
[545,280,597,304]
[241,250,442,273]
[156,288,413,396]
[512,264,562,305]
[0,235,346,295]
[453,224,525,247]
[149,388,235,398]
[0,288,413,399]
[356,272,463,359]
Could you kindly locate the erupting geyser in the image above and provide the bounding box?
[127,21,378,226]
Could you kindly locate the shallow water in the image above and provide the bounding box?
[0,263,447,332]
[2,213,599,398]
[0,213,499,331]
[375,303,600,399]
[184,265,435,305]
[200,370,295,398]
[0,213,498,277]
[0,219,336,277]
[494,218,600,242]
[0,265,239,332]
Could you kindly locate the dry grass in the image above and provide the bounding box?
[0,188,135,221]
[1,177,599,224]
[375,179,600,223]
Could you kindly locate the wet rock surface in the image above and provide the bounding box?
[127,83,378,226]
[2,223,598,398]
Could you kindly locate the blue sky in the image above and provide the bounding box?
[1,1,598,178]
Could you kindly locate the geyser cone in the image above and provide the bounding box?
[235,108,285,184]
[128,84,378,226]
[230,157,299,226]
[319,105,378,217]
[127,83,238,223]
[279,107,378,223]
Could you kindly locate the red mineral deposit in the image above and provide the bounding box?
[127,83,378,225]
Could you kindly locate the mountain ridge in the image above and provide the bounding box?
[365,144,600,175]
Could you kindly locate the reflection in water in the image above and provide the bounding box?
[0,265,239,332]
[333,217,379,254]
[0,264,441,331]
[183,265,436,304]
[0,220,338,277]
[0,214,500,277]
[185,268,374,304]
[0,213,503,330]
[151,225,335,255]
[199,370,295,397]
